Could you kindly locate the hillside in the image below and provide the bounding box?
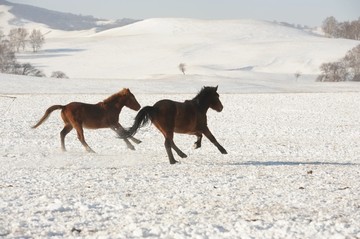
[1,1,359,81]
[10,18,359,80]
[0,0,139,32]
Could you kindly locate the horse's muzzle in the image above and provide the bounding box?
[215,103,223,112]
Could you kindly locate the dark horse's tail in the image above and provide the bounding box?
[121,106,156,138]
[32,105,64,128]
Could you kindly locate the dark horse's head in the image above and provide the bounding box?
[194,86,223,112]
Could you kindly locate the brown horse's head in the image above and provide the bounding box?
[104,88,141,111]
[122,88,141,111]
[195,86,223,112]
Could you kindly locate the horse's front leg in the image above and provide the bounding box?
[203,127,227,154]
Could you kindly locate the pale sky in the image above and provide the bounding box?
[6,0,360,27]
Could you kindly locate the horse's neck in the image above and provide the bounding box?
[101,100,125,112]
[192,98,210,113]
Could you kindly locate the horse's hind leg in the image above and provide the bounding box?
[111,125,138,150]
[60,124,73,151]
[171,141,187,158]
[129,136,142,144]
[203,127,227,154]
[193,133,202,149]
[165,132,187,161]
[164,138,178,164]
[123,139,135,150]
[74,124,95,153]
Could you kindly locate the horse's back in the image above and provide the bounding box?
[62,102,108,127]
[151,99,198,133]
[64,102,102,113]
[153,99,194,116]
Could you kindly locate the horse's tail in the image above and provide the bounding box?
[121,106,155,138]
[32,105,64,128]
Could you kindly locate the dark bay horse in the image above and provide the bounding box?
[121,86,227,164]
[32,88,141,153]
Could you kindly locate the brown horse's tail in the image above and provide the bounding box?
[32,105,64,128]
[121,106,155,138]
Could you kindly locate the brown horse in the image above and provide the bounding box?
[121,86,227,164]
[32,88,141,153]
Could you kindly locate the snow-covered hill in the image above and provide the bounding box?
[0,0,139,32]
[1,1,359,80]
[6,17,359,80]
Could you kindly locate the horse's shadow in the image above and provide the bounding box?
[226,161,359,166]
[17,48,86,59]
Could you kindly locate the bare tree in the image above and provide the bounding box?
[178,63,186,75]
[317,61,347,82]
[0,41,17,73]
[0,30,4,41]
[317,44,360,82]
[9,28,28,52]
[294,71,302,81]
[349,20,360,40]
[343,44,360,81]
[322,16,338,38]
[321,16,360,40]
[0,33,46,76]
[29,29,45,52]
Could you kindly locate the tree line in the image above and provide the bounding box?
[0,28,68,78]
[322,16,360,40]
[317,16,360,82]
[317,44,360,82]
[1,28,45,53]
[0,28,45,77]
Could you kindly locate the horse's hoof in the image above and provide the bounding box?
[179,153,187,158]
[85,147,96,153]
[133,139,142,144]
[221,149,228,154]
[170,160,179,164]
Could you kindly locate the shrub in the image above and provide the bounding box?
[317,44,360,82]
[51,71,69,79]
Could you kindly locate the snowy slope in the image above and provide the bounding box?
[2,4,359,81]
[0,0,139,32]
[9,18,358,80]
[0,5,96,38]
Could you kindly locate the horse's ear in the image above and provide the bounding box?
[215,85,218,91]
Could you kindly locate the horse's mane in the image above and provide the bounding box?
[192,86,217,101]
[103,88,129,105]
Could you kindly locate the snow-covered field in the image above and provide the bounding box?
[1,76,360,238]
[1,5,360,238]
